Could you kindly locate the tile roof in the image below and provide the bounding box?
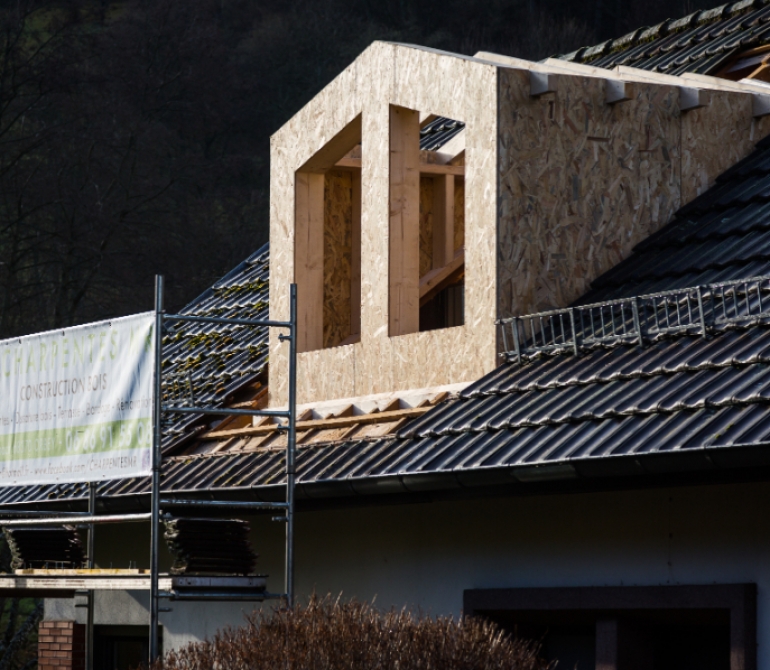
[558,0,770,75]
[160,245,270,456]
[583,135,770,303]
[419,117,464,151]
[7,130,770,508]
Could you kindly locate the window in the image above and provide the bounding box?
[295,115,362,352]
[389,106,465,337]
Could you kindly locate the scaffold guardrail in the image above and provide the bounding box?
[497,275,770,363]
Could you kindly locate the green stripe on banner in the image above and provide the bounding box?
[0,419,152,460]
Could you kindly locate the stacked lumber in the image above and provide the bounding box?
[163,517,257,575]
[3,526,85,569]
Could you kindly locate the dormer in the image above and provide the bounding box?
[269,42,770,406]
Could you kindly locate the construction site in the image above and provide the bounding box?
[7,2,770,669]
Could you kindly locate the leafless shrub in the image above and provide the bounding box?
[152,593,550,670]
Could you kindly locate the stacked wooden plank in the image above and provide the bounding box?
[3,526,85,569]
[163,517,257,575]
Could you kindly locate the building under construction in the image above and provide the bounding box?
[6,2,770,669]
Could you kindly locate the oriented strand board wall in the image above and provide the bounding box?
[497,70,681,319]
[272,41,770,406]
[681,92,770,203]
[496,69,770,323]
[419,176,465,276]
[270,42,498,406]
[323,169,353,348]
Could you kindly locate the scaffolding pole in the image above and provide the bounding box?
[149,275,164,665]
[285,284,297,608]
[85,483,95,670]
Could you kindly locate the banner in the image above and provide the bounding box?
[0,313,155,487]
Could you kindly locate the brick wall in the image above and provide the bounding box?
[38,621,85,670]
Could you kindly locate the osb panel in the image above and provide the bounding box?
[271,43,499,405]
[454,178,464,251]
[497,69,681,322]
[419,176,434,277]
[323,170,353,348]
[681,92,770,203]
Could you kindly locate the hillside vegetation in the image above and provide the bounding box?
[0,0,720,337]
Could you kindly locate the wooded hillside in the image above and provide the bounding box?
[0,0,720,337]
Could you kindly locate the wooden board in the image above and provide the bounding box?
[323,169,354,348]
[294,172,325,352]
[389,105,421,337]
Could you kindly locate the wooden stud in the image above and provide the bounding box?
[351,169,362,337]
[419,163,465,176]
[432,174,455,269]
[295,171,325,352]
[389,105,421,337]
[335,156,464,176]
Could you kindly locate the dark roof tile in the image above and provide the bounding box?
[557,0,770,75]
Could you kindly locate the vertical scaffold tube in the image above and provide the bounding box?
[86,483,95,670]
[149,275,164,664]
[285,283,297,608]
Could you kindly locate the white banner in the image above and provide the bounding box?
[0,313,155,487]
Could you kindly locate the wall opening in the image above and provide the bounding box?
[94,625,162,670]
[464,585,753,670]
[389,108,465,337]
[295,115,362,352]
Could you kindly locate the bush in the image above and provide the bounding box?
[152,594,549,670]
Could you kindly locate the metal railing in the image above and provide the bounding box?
[498,275,770,363]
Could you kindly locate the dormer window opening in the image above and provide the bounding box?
[389,107,466,337]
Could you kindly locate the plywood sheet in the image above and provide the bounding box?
[323,169,353,348]
[681,91,770,202]
[496,69,681,323]
[270,42,498,405]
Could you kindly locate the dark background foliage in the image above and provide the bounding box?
[0,0,720,337]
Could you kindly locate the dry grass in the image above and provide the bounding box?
[152,593,549,670]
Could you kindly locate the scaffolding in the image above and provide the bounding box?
[0,276,299,668]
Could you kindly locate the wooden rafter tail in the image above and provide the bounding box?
[201,406,433,441]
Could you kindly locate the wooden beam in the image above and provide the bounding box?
[420,249,464,306]
[299,114,362,172]
[335,156,464,176]
[432,174,455,269]
[419,163,465,176]
[389,105,421,336]
[294,171,325,352]
[201,406,432,441]
[351,169,361,336]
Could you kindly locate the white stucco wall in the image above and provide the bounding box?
[45,480,770,664]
